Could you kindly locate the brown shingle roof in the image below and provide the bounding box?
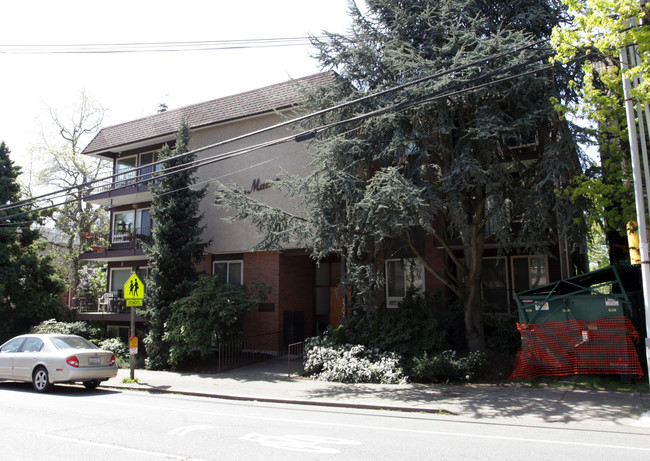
[83,71,335,155]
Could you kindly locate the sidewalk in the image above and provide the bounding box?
[102,356,650,429]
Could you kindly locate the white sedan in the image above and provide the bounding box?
[0,334,118,392]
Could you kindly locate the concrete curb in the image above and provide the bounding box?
[100,383,455,414]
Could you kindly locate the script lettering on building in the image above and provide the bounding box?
[245,178,279,195]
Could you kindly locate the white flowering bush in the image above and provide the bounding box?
[98,337,129,362]
[304,335,407,384]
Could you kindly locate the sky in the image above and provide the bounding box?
[0,0,357,169]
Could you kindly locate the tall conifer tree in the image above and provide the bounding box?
[144,123,208,369]
[218,0,587,351]
[0,142,64,340]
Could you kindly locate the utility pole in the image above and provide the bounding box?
[620,13,650,387]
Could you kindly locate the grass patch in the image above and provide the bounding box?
[518,374,649,392]
[121,377,140,384]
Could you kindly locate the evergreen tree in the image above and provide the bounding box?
[144,123,209,369]
[0,142,65,341]
[218,0,586,351]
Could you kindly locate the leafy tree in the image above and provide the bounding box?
[0,142,65,341]
[144,122,209,369]
[552,0,649,264]
[552,0,649,101]
[31,92,110,291]
[218,0,586,351]
[163,275,269,367]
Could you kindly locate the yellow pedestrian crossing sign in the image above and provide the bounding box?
[124,273,145,306]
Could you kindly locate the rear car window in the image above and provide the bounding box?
[22,337,44,353]
[51,336,98,350]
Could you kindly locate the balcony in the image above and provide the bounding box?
[74,291,147,323]
[80,229,154,262]
[84,164,159,208]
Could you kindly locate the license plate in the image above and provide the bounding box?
[89,357,101,365]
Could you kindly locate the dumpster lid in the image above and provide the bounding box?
[515,265,641,301]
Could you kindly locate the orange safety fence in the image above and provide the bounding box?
[510,316,644,380]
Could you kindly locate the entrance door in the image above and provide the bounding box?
[314,261,342,334]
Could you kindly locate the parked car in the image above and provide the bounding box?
[0,334,118,392]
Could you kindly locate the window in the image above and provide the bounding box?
[213,261,243,285]
[22,337,44,353]
[115,151,160,187]
[137,209,153,236]
[51,336,98,350]
[113,211,135,242]
[512,256,548,294]
[315,262,342,316]
[385,259,424,308]
[110,267,148,294]
[107,325,130,343]
[482,258,510,312]
[0,337,25,353]
[112,208,153,242]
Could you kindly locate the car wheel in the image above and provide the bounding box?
[83,380,100,390]
[32,366,53,393]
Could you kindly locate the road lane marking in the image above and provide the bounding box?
[36,432,203,460]
[85,396,650,453]
[168,425,220,436]
[241,433,361,453]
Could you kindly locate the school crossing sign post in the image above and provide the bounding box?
[123,272,145,380]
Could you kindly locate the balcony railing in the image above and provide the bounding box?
[76,291,143,313]
[81,228,154,253]
[85,164,160,198]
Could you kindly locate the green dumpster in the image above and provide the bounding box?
[510,265,646,379]
[514,265,645,333]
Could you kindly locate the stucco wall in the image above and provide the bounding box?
[188,112,312,254]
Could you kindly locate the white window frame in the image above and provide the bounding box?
[115,151,160,183]
[385,258,425,309]
[112,207,153,243]
[112,211,135,243]
[212,260,244,285]
[109,267,149,294]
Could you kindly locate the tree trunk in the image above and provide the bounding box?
[464,278,485,352]
[462,196,486,352]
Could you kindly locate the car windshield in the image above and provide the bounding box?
[51,336,98,350]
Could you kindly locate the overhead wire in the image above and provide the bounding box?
[0,37,554,214]
[0,40,582,222]
[0,37,336,55]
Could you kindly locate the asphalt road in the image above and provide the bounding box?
[1,382,650,460]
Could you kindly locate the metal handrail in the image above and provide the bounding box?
[287,341,305,377]
[217,331,282,372]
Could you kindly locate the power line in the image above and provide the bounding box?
[2,38,554,214]
[1,40,580,222]
[0,36,339,55]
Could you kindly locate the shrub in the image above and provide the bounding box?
[304,335,407,384]
[163,275,269,367]
[98,337,129,362]
[339,288,447,358]
[408,350,488,383]
[484,311,521,355]
[31,319,103,340]
[75,265,106,311]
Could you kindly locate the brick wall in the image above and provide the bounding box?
[242,252,281,339]
[239,251,316,348]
